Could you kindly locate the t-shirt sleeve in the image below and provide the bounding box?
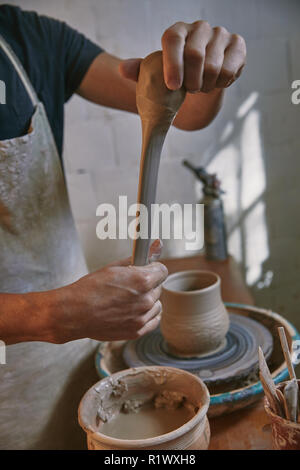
[59,22,104,101]
[31,11,104,102]
[3,6,104,102]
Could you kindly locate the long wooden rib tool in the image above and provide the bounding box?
[258,346,284,417]
[132,51,186,266]
[278,326,299,422]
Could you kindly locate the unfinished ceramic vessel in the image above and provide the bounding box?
[161,270,229,357]
[78,366,210,450]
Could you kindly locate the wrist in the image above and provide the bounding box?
[21,290,59,343]
[43,284,83,344]
[0,291,58,345]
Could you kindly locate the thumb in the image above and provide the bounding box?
[108,240,163,268]
[119,58,142,82]
[148,239,163,262]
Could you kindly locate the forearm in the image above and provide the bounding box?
[0,245,168,345]
[77,53,137,113]
[0,291,56,345]
[173,88,224,130]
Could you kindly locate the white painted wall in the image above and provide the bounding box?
[6,0,300,330]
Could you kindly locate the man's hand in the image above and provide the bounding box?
[52,259,168,343]
[119,20,246,94]
[0,241,168,345]
[51,240,166,343]
[78,20,246,130]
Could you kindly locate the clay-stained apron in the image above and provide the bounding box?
[0,35,98,449]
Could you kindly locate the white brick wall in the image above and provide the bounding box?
[5,0,300,331]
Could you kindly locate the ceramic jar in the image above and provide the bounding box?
[160,270,229,357]
[78,366,210,450]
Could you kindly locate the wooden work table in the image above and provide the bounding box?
[162,255,273,451]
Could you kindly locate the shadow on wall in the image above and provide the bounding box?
[198,91,300,331]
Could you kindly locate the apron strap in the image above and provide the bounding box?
[0,34,39,107]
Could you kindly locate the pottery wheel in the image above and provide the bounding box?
[123,313,273,386]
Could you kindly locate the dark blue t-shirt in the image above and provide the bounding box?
[0,4,103,157]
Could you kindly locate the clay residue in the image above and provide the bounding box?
[99,390,196,440]
[122,397,152,414]
[89,367,205,442]
[95,370,162,423]
[120,390,195,415]
[154,390,196,415]
[94,371,197,438]
[95,377,129,423]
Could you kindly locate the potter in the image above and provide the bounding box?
[0,4,246,449]
[161,270,229,357]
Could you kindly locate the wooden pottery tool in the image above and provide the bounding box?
[278,326,296,380]
[283,380,298,422]
[132,51,186,266]
[258,346,284,417]
[275,388,289,418]
[278,326,299,422]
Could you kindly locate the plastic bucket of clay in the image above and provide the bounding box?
[78,366,210,450]
[264,380,300,450]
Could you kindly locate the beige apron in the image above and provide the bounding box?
[0,35,99,449]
